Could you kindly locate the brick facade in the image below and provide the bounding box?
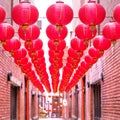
[67,0,120,120]
[0,0,39,120]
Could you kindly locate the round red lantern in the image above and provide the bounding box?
[48,39,66,51]
[0,22,14,42]
[93,35,111,51]
[21,62,32,70]
[3,37,21,53]
[68,48,83,58]
[113,4,120,23]
[102,21,120,42]
[0,5,6,23]
[81,60,91,71]
[14,57,28,66]
[75,23,97,40]
[79,1,106,26]
[88,46,104,58]
[13,48,27,59]
[49,50,64,58]
[46,1,73,26]
[12,2,39,26]
[18,24,40,41]
[84,54,97,64]
[29,49,44,58]
[46,24,68,40]
[25,38,43,51]
[70,37,88,51]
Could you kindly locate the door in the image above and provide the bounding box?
[93,83,101,120]
[10,85,17,120]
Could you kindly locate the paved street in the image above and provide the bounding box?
[39,118,63,120]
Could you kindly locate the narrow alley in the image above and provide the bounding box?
[0,0,120,120]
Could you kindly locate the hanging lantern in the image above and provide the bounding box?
[102,21,120,43]
[75,23,97,41]
[29,49,44,59]
[48,39,66,51]
[68,48,83,58]
[81,60,91,71]
[93,35,111,51]
[14,57,28,66]
[21,64,32,73]
[113,4,120,23]
[0,5,6,23]
[84,54,97,65]
[12,2,39,26]
[88,46,104,58]
[70,37,88,51]
[79,1,106,28]
[13,48,27,59]
[18,24,40,41]
[25,38,43,51]
[0,22,14,43]
[3,37,21,54]
[21,62,32,71]
[46,1,73,27]
[49,50,64,58]
[46,24,68,40]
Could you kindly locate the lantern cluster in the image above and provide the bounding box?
[60,0,118,92]
[46,1,73,93]
[11,2,52,92]
[1,1,120,93]
[0,2,51,93]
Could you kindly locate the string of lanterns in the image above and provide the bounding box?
[0,0,120,93]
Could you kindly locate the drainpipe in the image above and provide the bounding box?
[25,77,29,120]
[81,77,85,120]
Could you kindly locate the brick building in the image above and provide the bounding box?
[0,0,40,120]
[66,0,120,120]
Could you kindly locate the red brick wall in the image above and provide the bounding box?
[68,0,120,120]
[86,0,120,119]
[0,1,39,120]
[0,47,24,119]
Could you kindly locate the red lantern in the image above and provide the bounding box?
[21,62,32,70]
[70,37,88,51]
[14,57,28,66]
[93,35,111,51]
[18,24,40,41]
[0,5,6,23]
[12,2,39,26]
[46,1,73,26]
[48,39,66,51]
[81,60,91,71]
[79,1,106,26]
[102,21,120,42]
[0,22,14,42]
[3,37,21,53]
[46,24,68,40]
[88,46,104,58]
[113,4,120,23]
[29,49,44,58]
[13,48,27,59]
[84,54,97,64]
[25,38,43,51]
[75,23,97,40]
[68,48,83,58]
[49,50,64,58]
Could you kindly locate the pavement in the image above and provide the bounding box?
[39,118,63,120]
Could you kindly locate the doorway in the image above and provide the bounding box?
[10,85,18,120]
